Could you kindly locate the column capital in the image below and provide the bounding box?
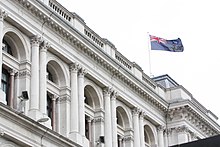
[30,35,42,46]
[157,125,166,132]
[140,111,146,119]
[0,9,8,21]
[175,125,189,133]
[40,40,50,51]
[69,62,80,73]
[9,69,16,76]
[111,90,118,100]
[0,128,4,137]
[132,107,141,116]
[78,67,87,77]
[103,87,112,97]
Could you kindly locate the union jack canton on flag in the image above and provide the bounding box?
[150,35,184,52]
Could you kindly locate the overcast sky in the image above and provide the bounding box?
[57,0,220,123]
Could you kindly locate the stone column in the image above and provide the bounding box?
[139,111,145,147]
[29,35,42,119]
[133,107,141,147]
[78,68,87,136]
[51,95,58,131]
[0,9,8,104]
[39,41,50,116]
[157,125,165,147]
[111,90,117,147]
[69,63,81,141]
[103,87,112,147]
[8,70,15,108]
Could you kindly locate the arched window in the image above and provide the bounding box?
[2,39,13,55]
[1,68,10,105]
[47,93,52,120]
[47,67,54,82]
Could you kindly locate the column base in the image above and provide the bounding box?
[69,132,82,145]
[0,90,6,105]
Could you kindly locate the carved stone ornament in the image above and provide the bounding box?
[78,67,87,76]
[40,40,50,50]
[0,129,4,137]
[111,90,118,100]
[30,35,42,45]
[69,62,80,73]
[132,107,141,116]
[103,87,112,97]
[157,125,165,132]
[0,9,8,20]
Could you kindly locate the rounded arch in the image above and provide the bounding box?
[84,81,102,109]
[46,58,68,87]
[116,106,131,129]
[3,27,29,61]
[144,125,156,146]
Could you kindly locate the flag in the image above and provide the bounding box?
[150,35,184,52]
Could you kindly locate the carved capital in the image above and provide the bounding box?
[123,135,133,142]
[0,128,4,137]
[40,40,50,51]
[175,125,189,133]
[78,67,87,77]
[30,35,42,46]
[140,111,146,118]
[103,87,112,97]
[111,90,118,100]
[157,125,165,132]
[69,62,80,73]
[92,117,104,123]
[0,9,8,21]
[57,96,70,103]
[132,107,141,116]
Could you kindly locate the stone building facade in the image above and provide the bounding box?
[0,0,219,147]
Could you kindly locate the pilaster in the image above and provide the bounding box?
[39,41,50,116]
[0,9,8,104]
[103,87,113,147]
[29,35,42,120]
[132,107,141,147]
[69,63,81,144]
[111,90,117,147]
[78,68,87,137]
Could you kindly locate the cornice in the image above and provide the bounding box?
[14,0,168,113]
[168,105,219,136]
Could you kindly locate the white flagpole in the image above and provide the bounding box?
[147,32,153,77]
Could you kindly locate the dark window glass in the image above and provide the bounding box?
[1,68,10,105]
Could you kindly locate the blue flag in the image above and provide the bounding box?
[150,35,184,52]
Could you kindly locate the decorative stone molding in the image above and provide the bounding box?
[30,35,42,46]
[15,70,31,78]
[0,9,8,20]
[69,62,80,73]
[175,125,189,133]
[57,96,70,103]
[123,135,133,142]
[164,128,172,136]
[0,128,4,137]
[140,111,146,118]
[132,107,141,116]
[157,125,165,132]
[40,40,50,51]
[111,90,117,100]
[103,87,112,97]
[168,106,219,136]
[92,117,104,123]
[78,67,87,77]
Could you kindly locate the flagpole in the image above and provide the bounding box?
[147,32,153,77]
